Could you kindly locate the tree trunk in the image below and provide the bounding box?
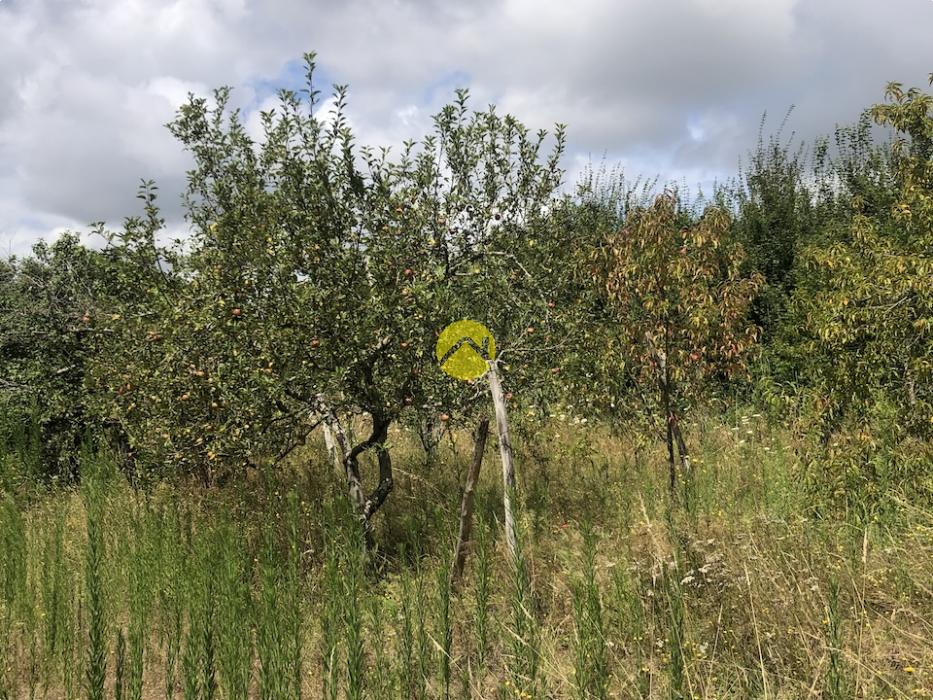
[419,418,441,462]
[487,361,517,560]
[343,414,394,548]
[449,416,490,589]
[669,411,691,476]
[646,330,686,498]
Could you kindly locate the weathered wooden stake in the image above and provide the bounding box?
[317,396,349,475]
[449,416,490,589]
[487,360,517,559]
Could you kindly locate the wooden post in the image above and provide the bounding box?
[317,396,349,475]
[322,421,335,451]
[487,360,517,560]
[449,416,490,589]
[316,398,363,529]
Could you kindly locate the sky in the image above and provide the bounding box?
[1,0,931,258]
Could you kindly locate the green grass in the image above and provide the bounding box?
[0,412,930,698]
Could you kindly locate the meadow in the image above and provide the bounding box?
[1,411,930,700]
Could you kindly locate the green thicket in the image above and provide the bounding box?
[1,62,930,516]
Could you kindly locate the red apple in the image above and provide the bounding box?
[231,308,242,317]
[439,413,450,422]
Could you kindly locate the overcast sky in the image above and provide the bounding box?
[1,0,931,258]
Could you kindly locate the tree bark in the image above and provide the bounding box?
[669,410,691,476]
[419,418,441,462]
[449,416,490,589]
[487,361,517,560]
[646,331,689,498]
[343,413,394,547]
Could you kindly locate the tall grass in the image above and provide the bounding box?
[341,532,365,700]
[216,522,252,700]
[570,520,609,700]
[83,473,106,700]
[320,525,342,700]
[504,487,540,699]
[0,413,928,698]
[472,517,493,676]
[435,532,454,700]
[823,574,850,700]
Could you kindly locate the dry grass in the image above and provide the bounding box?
[0,411,930,698]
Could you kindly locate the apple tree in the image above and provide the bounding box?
[93,52,574,540]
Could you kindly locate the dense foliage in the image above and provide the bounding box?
[1,59,930,519]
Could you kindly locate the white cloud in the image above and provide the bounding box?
[1,0,931,256]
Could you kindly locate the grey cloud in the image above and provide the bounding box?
[1,0,931,256]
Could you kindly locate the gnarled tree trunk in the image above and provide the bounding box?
[343,413,394,548]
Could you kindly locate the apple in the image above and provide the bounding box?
[439,413,450,422]
[404,396,413,406]
[400,341,409,349]
[505,392,514,401]
[550,367,560,374]
[404,268,414,279]
[547,301,556,309]
[310,338,320,348]
[526,326,535,334]
[231,308,242,317]
[180,393,190,401]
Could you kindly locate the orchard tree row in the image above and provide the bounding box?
[1,55,930,521]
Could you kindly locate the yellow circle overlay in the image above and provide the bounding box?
[435,320,496,381]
